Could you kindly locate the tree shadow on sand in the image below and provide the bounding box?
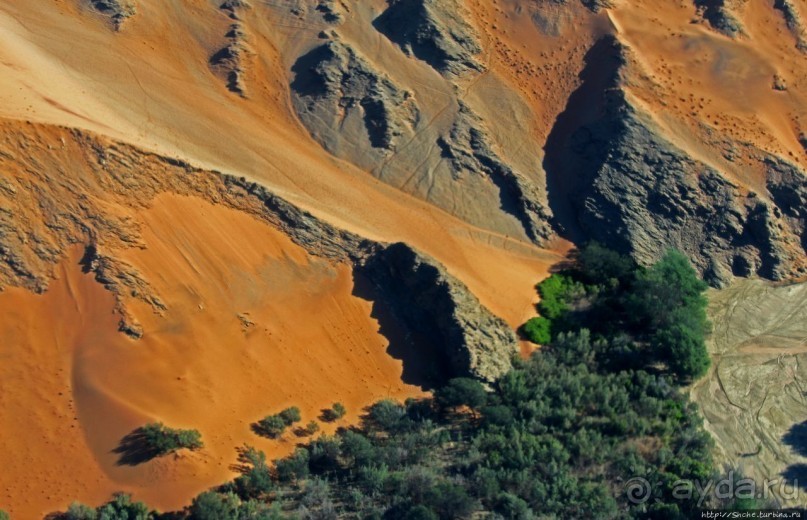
[112,427,163,466]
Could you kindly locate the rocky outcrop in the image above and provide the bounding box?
[694,0,744,37]
[359,242,518,382]
[220,0,251,19]
[87,0,136,30]
[560,89,805,285]
[774,0,807,52]
[316,0,348,24]
[438,102,553,242]
[545,37,806,286]
[374,0,485,76]
[210,2,252,97]
[291,39,419,152]
[210,28,251,97]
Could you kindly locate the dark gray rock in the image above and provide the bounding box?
[374,0,485,76]
[316,0,346,23]
[766,157,807,252]
[87,0,136,30]
[358,242,518,382]
[438,102,554,242]
[291,40,419,151]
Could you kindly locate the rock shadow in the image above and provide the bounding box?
[351,271,447,391]
[542,36,623,242]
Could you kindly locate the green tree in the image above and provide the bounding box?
[522,316,551,344]
[578,242,635,287]
[66,502,97,520]
[189,491,239,520]
[435,378,488,411]
[279,406,302,426]
[630,249,708,330]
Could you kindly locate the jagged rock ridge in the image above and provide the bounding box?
[438,102,553,242]
[0,122,517,381]
[210,2,252,96]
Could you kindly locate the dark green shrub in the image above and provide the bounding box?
[435,377,487,411]
[368,399,405,432]
[256,415,287,438]
[140,422,203,454]
[66,502,97,520]
[275,448,310,483]
[189,491,239,520]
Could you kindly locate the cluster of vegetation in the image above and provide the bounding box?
[255,407,303,438]
[49,245,746,519]
[63,493,151,520]
[140,422,204,455]
[322,402,347,422]
[522,244,711,382]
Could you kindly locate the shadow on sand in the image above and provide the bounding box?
[112,427,163,466]
[351,272,448,391]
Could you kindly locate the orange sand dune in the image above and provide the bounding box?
[0,195,428,518]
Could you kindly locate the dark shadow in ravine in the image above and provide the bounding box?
[351,271,447,391]
[112,427,163,466]
[542,36,624,243]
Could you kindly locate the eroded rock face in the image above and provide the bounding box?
[774,0,807,52]
[374,0,485,76]
[544,37,806,286]
[563,90,804,286]
[439,102,554,242]
[291,40,419,154]
[766,157,807,253]
[694,0,744,37]
[359,242,518,382]
[87,0,136,30]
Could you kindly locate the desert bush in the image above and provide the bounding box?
[256,414,287,438]
[140,422,203,454]
[279,406,302,426]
